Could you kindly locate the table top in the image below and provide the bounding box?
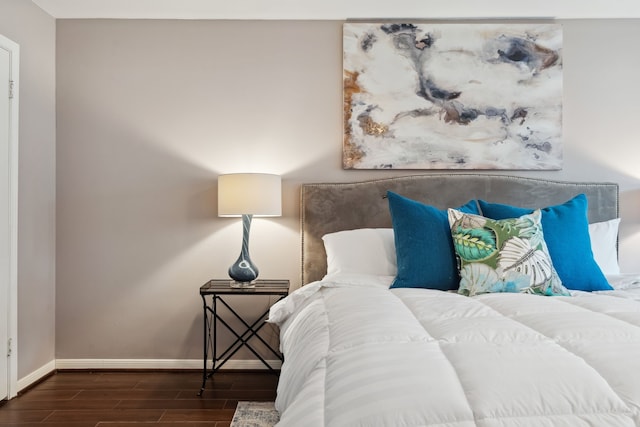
[200,279,290,295]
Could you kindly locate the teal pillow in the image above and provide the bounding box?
[478,195,612,292]
[387,191,479,290]
[448,209,570,297]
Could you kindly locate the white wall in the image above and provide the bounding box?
[55,19,640,362]
[560,20,640,272]
[0,0,56,380]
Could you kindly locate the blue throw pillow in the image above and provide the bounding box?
[478,195,613,291]
[388,191,480,290]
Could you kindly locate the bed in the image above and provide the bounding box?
[269,174,640,426]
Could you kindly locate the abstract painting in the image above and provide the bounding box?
[343,23,563,169]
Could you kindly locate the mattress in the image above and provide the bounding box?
[269,274,640,427]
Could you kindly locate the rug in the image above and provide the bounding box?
[230,401,280,427]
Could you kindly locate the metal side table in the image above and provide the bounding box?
[198,279,289,395]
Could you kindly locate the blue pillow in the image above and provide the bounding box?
[478,195,612,291]
[388,191,480,290]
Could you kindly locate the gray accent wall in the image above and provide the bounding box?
[55,18,640,362]
[0,0,56,379]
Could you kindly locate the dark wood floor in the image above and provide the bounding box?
[0,370,278,427]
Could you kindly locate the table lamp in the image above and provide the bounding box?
[218,173,282,286]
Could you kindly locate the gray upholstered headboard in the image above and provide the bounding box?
[301,174,619,285]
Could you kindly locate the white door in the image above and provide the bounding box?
[0,34,18,401]
[0,44,10,402]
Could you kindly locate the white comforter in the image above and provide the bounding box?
[269,274,640,427]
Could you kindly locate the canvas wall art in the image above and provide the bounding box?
[343,23,563,170]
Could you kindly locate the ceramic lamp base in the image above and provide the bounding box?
[228,214,260,284]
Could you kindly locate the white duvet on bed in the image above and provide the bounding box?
[269,274,640,427]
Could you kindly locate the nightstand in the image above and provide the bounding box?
[198,279,289,395]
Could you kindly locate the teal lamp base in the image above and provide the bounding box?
[228,214,259,286]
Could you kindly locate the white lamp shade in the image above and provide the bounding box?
[218,173,282,217]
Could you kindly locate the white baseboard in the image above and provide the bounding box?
[17,359,56,393]
[14,358,280,394]
[54,358,282,371]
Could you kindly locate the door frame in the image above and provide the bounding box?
[0,33,19,400]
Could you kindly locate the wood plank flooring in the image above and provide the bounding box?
[0,370,278,426]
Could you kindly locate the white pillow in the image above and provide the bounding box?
[322,228,396,277]
[589,218,621,275]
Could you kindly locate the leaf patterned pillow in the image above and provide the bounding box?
[447,209,570,297]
